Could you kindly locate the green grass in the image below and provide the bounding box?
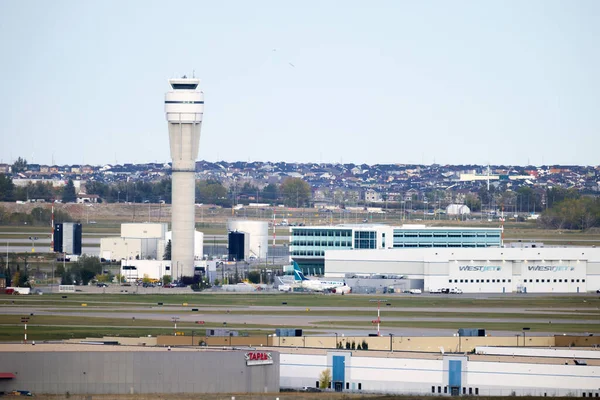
[3,292,599,309]
[2,292,600,341]
[0,313,291,341]
[312,319,600,333]
[29,307,600,321]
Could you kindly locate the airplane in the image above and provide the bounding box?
[292,262,350,294]
[278,284,292,292]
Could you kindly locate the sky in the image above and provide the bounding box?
[0,1,598,167]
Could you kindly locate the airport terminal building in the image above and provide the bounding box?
[324,247,600,293]
[290,224,502,275]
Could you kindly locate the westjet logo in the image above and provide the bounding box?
[527,266,574,272]
[458,266,501,272]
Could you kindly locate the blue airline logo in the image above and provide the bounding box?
[459,266,501,272]
[527,266,574,272]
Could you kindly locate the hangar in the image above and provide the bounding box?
[324,247,600,293]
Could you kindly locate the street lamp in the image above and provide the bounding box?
[171,317,180,336]
[335,333,338,348]
[522,327,530,347]
[389,333,394,352]
[28,236,38,253]
[455,331,462,353]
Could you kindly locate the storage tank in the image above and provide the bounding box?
[227,220,269,260]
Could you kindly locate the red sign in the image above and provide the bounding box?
[245,351,273,366]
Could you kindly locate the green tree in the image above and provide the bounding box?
[70,255,102,285]
[55,264,66,278]
[11,157,27,174]
[319,368,332,390]
[95,273,112,283]
[546,187,580,209]
[163,240,171,260]
[62,179,77,203]
[464,194,481,212]
[280,178,311,207]
[0,174,15,201]
[196,180,228,206]
[262,183,280,203]
[4,266,12,286]
[247,271,261,284]
[162,275,172,285]
[61,272,73,285]
[240,182,258,198]
[539,197,600,230]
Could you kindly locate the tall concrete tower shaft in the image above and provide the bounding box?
[165,78,204,278]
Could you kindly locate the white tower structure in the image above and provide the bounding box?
[165,77,204,278]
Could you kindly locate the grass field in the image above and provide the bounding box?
[3,292,600,308]
[2,292,599,341]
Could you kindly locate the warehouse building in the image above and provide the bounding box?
[325,247,600,293]
[280,347,599,396]
[0,344,279,395]
[290,224,502,275]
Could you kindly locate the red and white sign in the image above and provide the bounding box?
[245,351,273,366]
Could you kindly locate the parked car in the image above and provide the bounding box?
[163,284,175,288]
[10,390,33,396]
[96,283,108,288]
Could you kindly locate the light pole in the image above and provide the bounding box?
[523,327,530,347]
[28,236,38,253]
[389,333,394,352]
[171,317,180,336]
[335,332,338,348]
[455,331,462,353]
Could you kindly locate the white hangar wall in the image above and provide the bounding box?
[325,247,600,293]
[280,352,600,396]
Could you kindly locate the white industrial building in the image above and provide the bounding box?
[100,223,206,282]
[163,230,204,261]
[100,223,168,261]
[445,204,470,216]
[121,260,173,283]
[325,247,600,293]
[227,220,269,259]
[280,348,599,396]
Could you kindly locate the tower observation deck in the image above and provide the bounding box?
[165,77,204,278]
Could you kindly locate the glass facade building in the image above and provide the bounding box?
[290,224,502,275]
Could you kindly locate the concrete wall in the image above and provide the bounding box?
[271,335,554,353]
[476,346,600,359]
[0,350,279,394]
[155,334,555,352]
[121,223,168,239]
[555,335,600,347]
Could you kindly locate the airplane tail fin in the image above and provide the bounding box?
[293,265,309,281]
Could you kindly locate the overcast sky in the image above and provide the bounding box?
[0,1,598,167]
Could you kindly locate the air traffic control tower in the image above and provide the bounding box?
[165,77,204,278]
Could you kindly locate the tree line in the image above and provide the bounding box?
[0,174,77,203]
